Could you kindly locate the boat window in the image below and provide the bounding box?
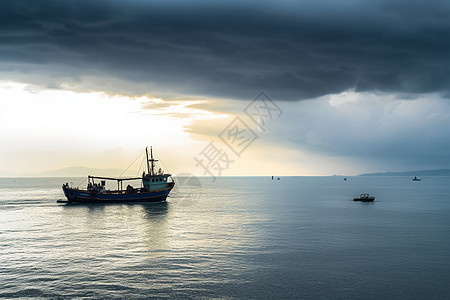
[152,179,155,182]
[164,178,167,181]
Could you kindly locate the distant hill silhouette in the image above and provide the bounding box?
[0,166,138,177]
[359,169,450,176]
[39,166,138,177]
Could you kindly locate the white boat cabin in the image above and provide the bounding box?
[143,174,171,191]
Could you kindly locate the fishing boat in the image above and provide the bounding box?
[412,176,421,181]
[353,194,375,202]
[61,147,174,203]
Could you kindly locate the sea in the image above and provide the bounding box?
[1,176,449,299]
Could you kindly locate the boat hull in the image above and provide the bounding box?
[353,198,375,202]
[62,185,174,203]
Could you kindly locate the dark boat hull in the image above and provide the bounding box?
[353,197,375,202]
[62,185,173,203]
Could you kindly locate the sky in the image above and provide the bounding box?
[1,0,450,176]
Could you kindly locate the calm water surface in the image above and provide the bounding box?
[1,176,449,299]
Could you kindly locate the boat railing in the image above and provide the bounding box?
[63,175,174,193]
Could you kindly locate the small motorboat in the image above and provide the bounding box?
[412,176,421,181]
[353,194,375,202]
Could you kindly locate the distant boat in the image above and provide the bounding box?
[412,176,421,181]
[353,194,375,202]
[61,147,175,203]
[344,177,347,181]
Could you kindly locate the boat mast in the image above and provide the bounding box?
[145,146,158,176]
[150,147,155,176]
[145,147,151,176]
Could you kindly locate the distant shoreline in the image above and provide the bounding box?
[359,169,450,176]
[2,173,450,178]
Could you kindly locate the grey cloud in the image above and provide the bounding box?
[271,93,450,170]
[1,0,450,100]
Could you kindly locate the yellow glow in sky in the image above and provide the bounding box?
[0,81,221,174]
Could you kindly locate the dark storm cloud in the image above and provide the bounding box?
[266,93,450,171]
[1,0,450,100]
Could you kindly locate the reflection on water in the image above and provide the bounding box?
[59,202,171,257]
[1,177,450,298]
[141,202,170,256]
[141,201,169,217]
